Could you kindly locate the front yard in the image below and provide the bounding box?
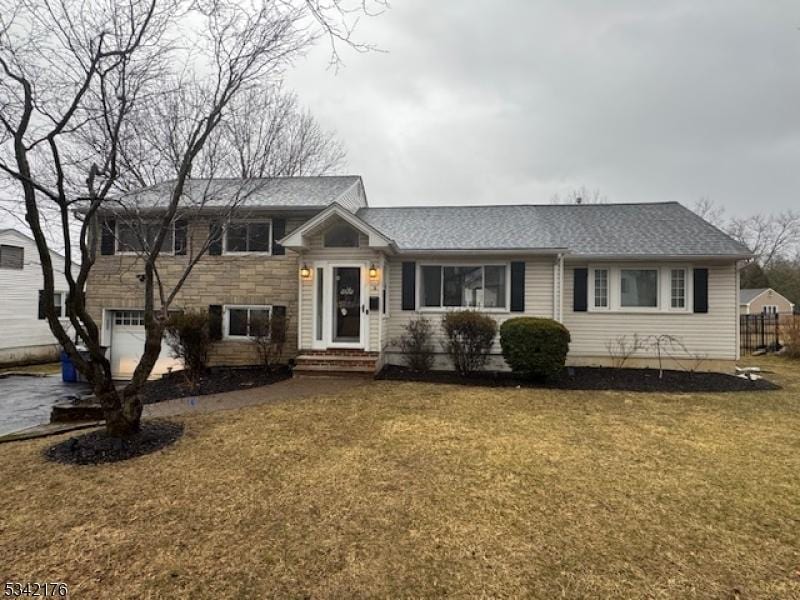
[1,359,799,598]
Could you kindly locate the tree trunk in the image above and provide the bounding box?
[96,387,142,437]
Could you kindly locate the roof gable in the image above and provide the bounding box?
[740,288,793,306]
[279,203,394,250]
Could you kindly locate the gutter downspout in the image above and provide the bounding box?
[553,253,565,322]
[559,253,565,323]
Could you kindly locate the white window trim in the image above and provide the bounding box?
[53,291,67,319]
[668,267,690,312]
[223,219,273,256]
[416,262,511,313]
[588,266,611,311]
[587,265,693,314]
[762,304,778,315]
[116,221,177,256]
[223,304,272,340]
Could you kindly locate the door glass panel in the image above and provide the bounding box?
[315,268,324,341]
[333,267,361,342]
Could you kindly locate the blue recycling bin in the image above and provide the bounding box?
[60,350,78,383]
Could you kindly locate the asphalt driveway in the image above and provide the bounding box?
[0,374,90,436]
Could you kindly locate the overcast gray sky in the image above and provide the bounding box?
[287,0,800,215]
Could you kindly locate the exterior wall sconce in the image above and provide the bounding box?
[368,264,379,280]
[300,264,311,280]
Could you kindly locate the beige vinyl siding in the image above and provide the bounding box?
[296,224,382,352]
[299,270,314,350]
[383,256,557,364]
[563,261,738,361]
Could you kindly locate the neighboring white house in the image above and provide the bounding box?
[739,288,795,316]
[0,228,73,366]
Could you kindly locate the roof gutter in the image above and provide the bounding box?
[564,253,754,262]
[394,247,570,256]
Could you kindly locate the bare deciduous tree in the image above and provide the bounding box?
[0,0,383,436]
[692,198,800,269]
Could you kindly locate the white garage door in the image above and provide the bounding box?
[109,310,182,380]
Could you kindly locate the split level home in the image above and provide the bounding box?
[0,228,74,366]
[82,176,753,379]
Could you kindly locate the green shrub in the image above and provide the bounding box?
[499,317,571,380]
[165,310,212,386]
[441,310,497,376]
[397,318,436,371]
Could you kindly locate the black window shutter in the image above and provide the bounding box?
[208,305,223,340]
[38,290,46,320]
[693,268,709,313]
[510,261,525,312]
[100,218,116,255]
[208,221,222,256]
[272,218,286,256]
[401,262,416,310]
[573,268,588,312]
[272,305,286,319]
[174,219,188,255]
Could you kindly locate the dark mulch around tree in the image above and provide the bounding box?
[378,364,780,393]
[44,420,184,465]
[140,365,292,405]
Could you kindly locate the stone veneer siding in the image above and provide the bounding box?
[85,217,304,366]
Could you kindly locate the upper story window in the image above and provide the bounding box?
[323,223,360,248]
[224,221,271,254]
[762,305,778,316]
[420,264,507,310]
[117,222,175,254]
[0,244,24,269]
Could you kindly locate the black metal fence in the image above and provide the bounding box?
[740,314,781,355]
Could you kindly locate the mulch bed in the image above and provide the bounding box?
[139,365,292,405]
[378,365,780,393]
[44,420,184,465]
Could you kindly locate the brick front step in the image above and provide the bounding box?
[301,349,380,357]
[294,351,381,378]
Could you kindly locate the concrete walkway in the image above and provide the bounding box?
[143,376,372,418]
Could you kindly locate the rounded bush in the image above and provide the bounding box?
[441,310,498,376]
[499,317,571,380]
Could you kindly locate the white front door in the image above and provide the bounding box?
[312,262,368,350]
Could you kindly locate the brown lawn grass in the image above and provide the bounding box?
[1,358,799,598]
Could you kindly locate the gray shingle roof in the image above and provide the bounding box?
[739,288,769,304]
[356,202,752,257]
[109,176,363,211]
